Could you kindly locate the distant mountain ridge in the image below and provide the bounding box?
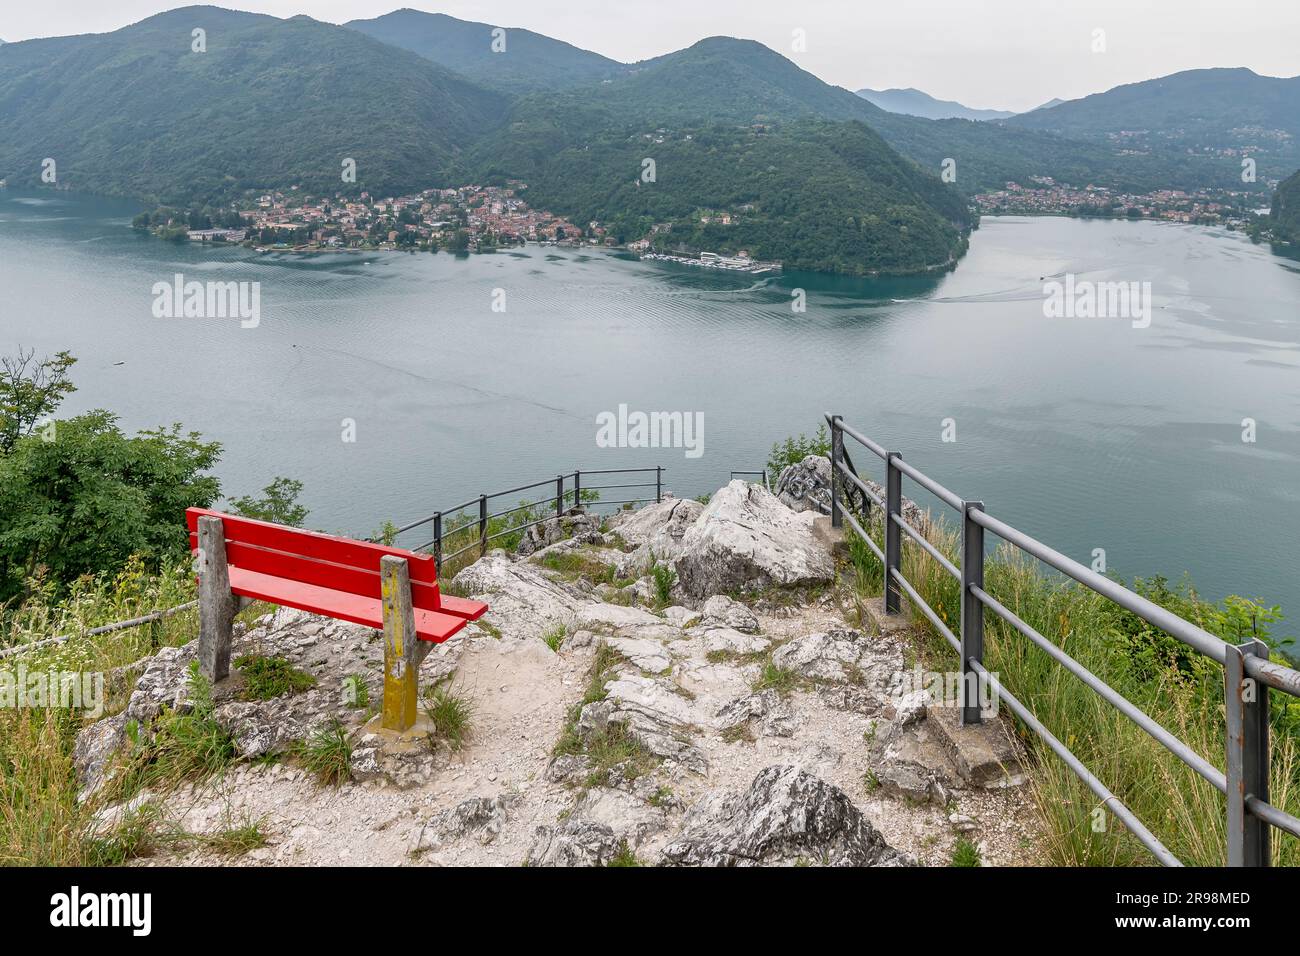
[345,8,624,92]
[2,5,1293,274]
[0,7,508,199]
[856,87,1015,121]
[1008,67,1300,176]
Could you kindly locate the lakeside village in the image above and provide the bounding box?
[133,183,782,275]
[972,176,1269,226]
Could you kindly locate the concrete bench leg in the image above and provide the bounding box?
[380,555,431,731]
[197,515,238,683]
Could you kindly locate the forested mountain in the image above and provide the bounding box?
[345,8,624,92]
[0,7,508,202]
[465,37,973,273]
[1272,169,1300,240]
[1,5,1284,274]
[0,11,974,274]
[856,87,1015,121]
[492,36,1253,194]
[1008,68,1300,179]
[479,115,972,274]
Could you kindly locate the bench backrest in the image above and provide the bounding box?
[185,508,445,611]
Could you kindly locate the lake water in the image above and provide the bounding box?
[3,190,1300,635]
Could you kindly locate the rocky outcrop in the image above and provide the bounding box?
[578,673,708,774]
[775,454,833,514]
[528,818,623,867]
[411,795,511,854]
[776,454,930,533]
[69,472,1036,868]
[73,608,466,795]
[701,595,759,633]
[715,690,795,739]
[662,765,912,867]
[516,512,603,557]
[673,481,835,599]
[450,551,585,642]
[605,496,704,554]
[604,496,704,577]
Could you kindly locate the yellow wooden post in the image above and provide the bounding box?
[380,555,428,731]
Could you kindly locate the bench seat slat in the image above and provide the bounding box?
[227,567,466,643]
[436,594,489,621]
[186,508,438,581]
[190,533,455,613]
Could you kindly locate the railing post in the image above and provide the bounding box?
[884,452,902,614]
[830,415,843,529]
[556,474,564,518]
[432,511,443,574]
[960,500,986,726]
[574,470,581,511]
[478,494,488,558]
[196,515,236,683]
[1225,639,1271,866]
[656,466,662,503]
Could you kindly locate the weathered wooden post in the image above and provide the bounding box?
[1225,638,1271,866]
[197,515,237,682]
[380,555,430,732]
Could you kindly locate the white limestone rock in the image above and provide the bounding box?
[673,481,834,599]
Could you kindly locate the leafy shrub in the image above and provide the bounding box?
[766,424,831,481]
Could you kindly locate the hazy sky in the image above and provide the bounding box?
[6,1,1299,111]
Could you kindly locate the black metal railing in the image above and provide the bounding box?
[730,469,770,491]
[826,412,1300,867]
[390,466,665,572]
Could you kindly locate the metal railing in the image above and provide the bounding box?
[826,412,1300,867]
[730,469,770,491]
[389,466,665,572]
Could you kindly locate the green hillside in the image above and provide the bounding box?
[1272,169,1300,241]
[346,8,624,93]
[462,38,977,273]
[499,36,1247,194]
[478,114,972,274]
[0,6,508,203]
[1008,68,1300,181]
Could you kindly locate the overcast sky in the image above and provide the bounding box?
[6,1,1299,111]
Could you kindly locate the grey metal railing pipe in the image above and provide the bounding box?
[884,452,903,613]
[829,413,1300,867]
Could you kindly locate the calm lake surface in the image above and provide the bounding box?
[3,190,1300,632]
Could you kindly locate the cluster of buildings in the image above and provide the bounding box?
[214,183,589,251]
[973,178,1253,225]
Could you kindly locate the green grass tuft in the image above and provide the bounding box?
[950,838,981,867]
[649,558,677,608]
[297,718,352,786]
[235,654,317,701]
[542,625,567,652]
[752,658,800,696]
[608,839,640,867]
[424,679,474,751]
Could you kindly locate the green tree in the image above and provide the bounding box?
[0,348,77,454]
[229,477,309,528]
[0,412,222,599]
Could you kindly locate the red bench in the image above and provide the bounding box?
[186,508,488,731]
